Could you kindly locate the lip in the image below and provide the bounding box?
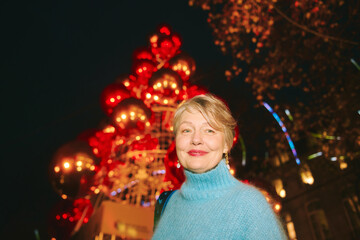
[187,149,208,156]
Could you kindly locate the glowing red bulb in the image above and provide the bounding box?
[159,26,171,35]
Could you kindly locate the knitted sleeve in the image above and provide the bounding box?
[243,188,288,240]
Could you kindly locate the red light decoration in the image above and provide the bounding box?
[111,97,153,134]
[129,134,159,151]
[147,68,183,105]
[171,33,182,49]
[159,25,171,36]
[49,140,99,199]
[177,84,208,101]
[48,198,94,240]
[88,125,117,162]
[132,59,157,85]
[163,141,185,190]
[150,36,179,60]
[149,25,181,61]
[133,47,155,61]
[100,83,131,116]
[169,52,196,81]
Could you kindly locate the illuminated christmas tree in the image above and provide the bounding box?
[48,25,207,239]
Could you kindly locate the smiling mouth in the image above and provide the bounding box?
[187,150,208,156]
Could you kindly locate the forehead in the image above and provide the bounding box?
[180,109,207,123]
[179,109,211,125]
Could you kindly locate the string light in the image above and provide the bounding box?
[351,58,360,71]
[308,152,323,160]
[263,102,300,165]
[284,109,293,121]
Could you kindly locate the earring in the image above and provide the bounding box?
[225,152,230,170]
[176,159,181,168]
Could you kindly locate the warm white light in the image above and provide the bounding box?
[54,166,60,173]
[63,162,70,169]
[150,34,158,43]
[306,176,314,185]
[300,164,314,185]
[103,126,115,133]
[287,222,297,240]
[274,203,281,211]
[273,179,286,198]
[121,114,127,120]
[340,162,348,170]
[279,189,286,198]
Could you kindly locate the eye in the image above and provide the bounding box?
[205,129,215,134]
[181,128,191,133]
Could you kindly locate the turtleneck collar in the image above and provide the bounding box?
[179,159,238,200]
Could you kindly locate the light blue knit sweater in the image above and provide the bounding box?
[152,160,288,240]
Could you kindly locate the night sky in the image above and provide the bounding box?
[1,1,261,239]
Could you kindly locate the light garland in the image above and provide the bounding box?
[262,102,300,165]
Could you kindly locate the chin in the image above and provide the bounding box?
[185,162,206,173]
[188,162,215,173]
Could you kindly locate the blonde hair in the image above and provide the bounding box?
[173,93,237,152]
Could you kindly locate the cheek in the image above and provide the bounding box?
[205,136,225,150]
[175,135,187,151]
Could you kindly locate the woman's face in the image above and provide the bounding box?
[175,109,228,173]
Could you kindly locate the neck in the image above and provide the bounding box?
[179,159,238,200]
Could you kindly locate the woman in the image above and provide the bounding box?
[152,94,288,240]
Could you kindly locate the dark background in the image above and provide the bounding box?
[1,1,261,239]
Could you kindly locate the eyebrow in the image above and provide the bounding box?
[179,121,211,126]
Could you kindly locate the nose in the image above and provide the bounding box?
[191,130,203,145]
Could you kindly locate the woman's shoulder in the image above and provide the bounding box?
[231,180,269,203]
